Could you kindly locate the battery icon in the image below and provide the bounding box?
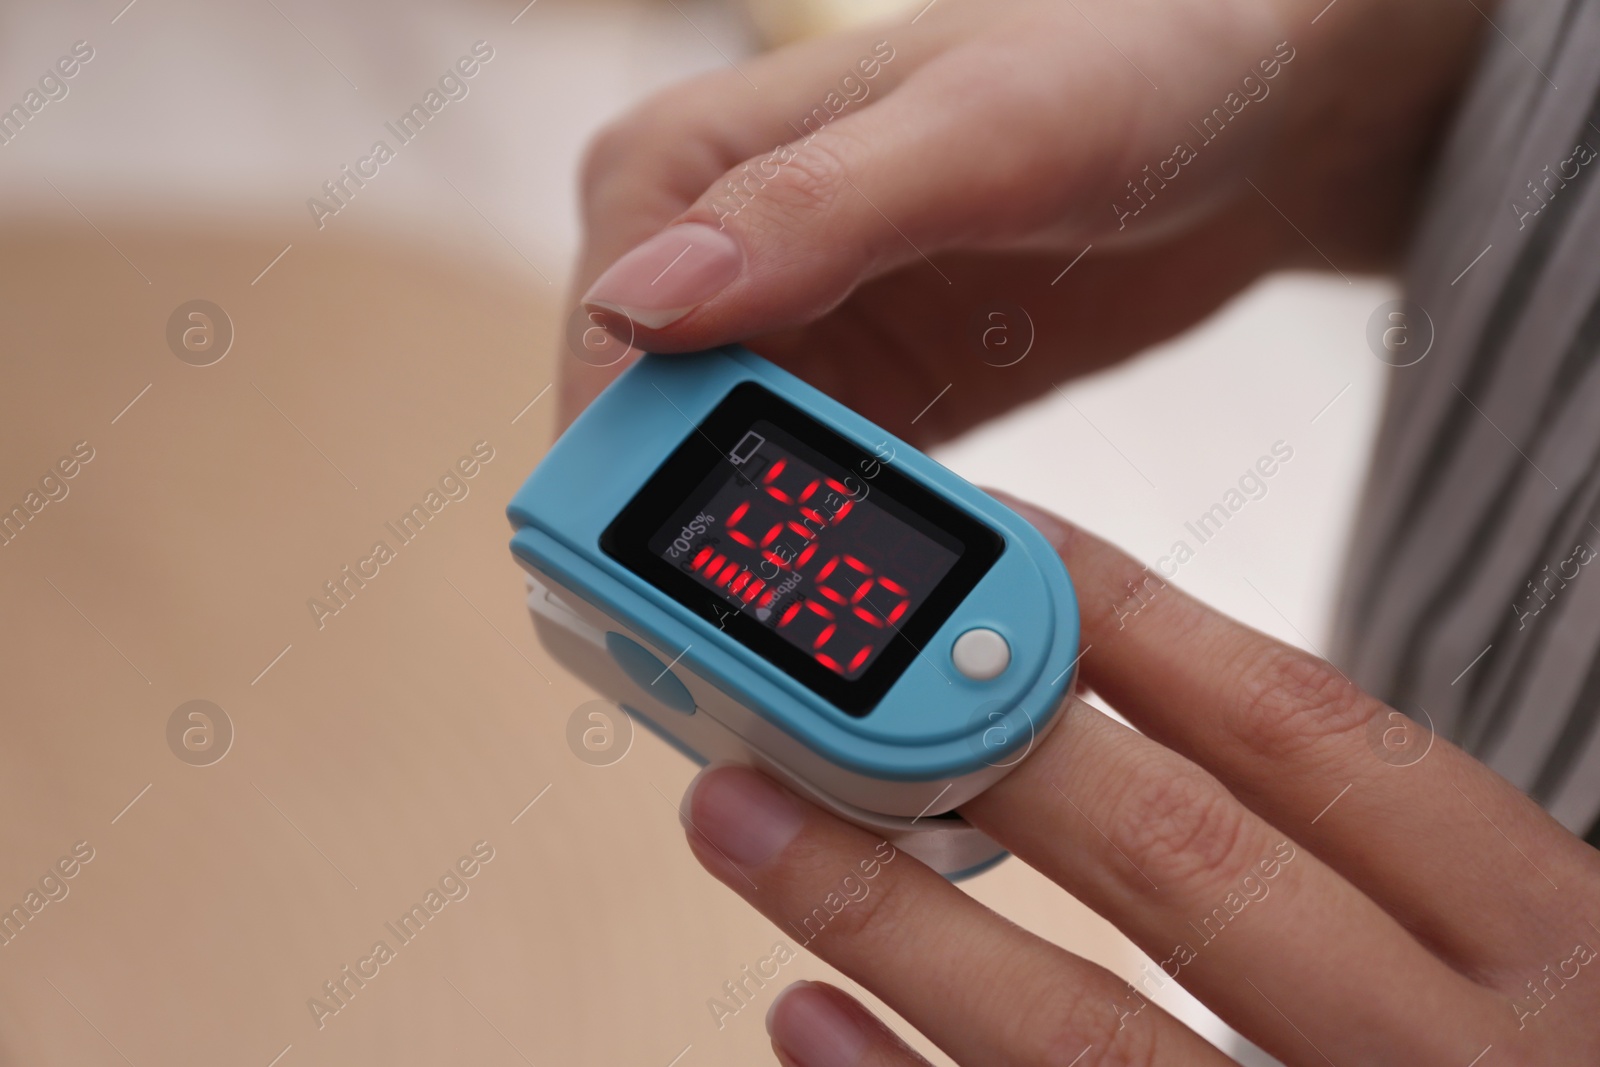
[728,431,765,465]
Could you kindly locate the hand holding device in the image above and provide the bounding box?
[509,345,1080,877]
[562,0,1486,441]
[683,503,1600,1067]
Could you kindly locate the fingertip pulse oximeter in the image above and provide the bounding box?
[507,346,1079,878]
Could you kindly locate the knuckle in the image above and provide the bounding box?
[1224,643,1376,759]
[1106,762,1253,894]
[1088,1023,1161,1067]
[1022,985,1159,1067]
[730,136,849,225]
[783,854,906,947]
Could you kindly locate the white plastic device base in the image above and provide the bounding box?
[522,571,1011,879]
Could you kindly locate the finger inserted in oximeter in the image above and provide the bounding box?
[507,345,1080,879]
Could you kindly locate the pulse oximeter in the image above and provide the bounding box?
[507,345,1080,879]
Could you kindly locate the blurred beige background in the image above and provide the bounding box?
[0,0,1391,1063]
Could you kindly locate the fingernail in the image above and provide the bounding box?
[681,764,804,866]
[989,488,1069,544]
[581,222,744,329]
[767,982,871,1067]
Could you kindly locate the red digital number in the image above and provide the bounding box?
[813,553,909,628]
[775,596,876,677]
[815,636,876,677]
[706,450,916,679]
[725,501,755,547]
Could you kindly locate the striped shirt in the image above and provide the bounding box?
[1331,0,1600,839]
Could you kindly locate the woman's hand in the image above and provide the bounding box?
[560,0,1483,444]
[679,496,1600,1066]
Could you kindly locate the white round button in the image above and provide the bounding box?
[951,628,1011,681]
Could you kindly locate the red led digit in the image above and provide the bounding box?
[726,501,757,548]
[763,458,794,504]
[873,579,911,628]
[848,575,888,627]
[814,555,851,607]
[809,596,877,674]
[816,639,877,677]
[822,479,857,525]
[667,433,943,684]
[824,553,880,605]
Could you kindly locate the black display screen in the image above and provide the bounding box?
[601,382,1003,715]
[649,420,961,678]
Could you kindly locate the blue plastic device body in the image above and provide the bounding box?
[507,345,1079,785]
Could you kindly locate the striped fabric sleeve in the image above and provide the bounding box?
[1331,0,1600,836]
